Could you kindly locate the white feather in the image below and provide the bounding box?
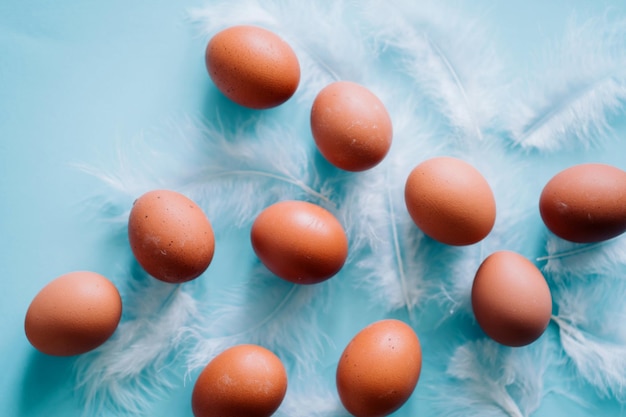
[430,338,551,417]
[362,0,504,142]
[335,89,444,318]
[276,373,349,417]
[74,271,199,415]
[538,234,626,277]
[188,0,373,102]
[505,15,626,151]
[551,276,626,402]
[77,115,334,230]
[180,262,334,380]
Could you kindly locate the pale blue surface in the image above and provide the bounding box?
[2,1,626,416]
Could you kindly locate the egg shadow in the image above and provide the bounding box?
[18,349,79,415]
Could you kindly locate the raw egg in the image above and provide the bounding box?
[471,251,552,347]
[310,81,393,171]
[205,25,300,109]
[336,319,422,417]
[250,200,348,284]
[24,271,122,356]
[128,189,215,284]
[539,163,626,243]
[404,156,496,245]
[192,344,287,417]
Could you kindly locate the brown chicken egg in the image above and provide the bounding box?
[192,344,288,417]
[310,81,393,171]
[205,25,300,109]
[471,251,552,347]
[24,271,122,356]
[250,200,348,284]
[539,163,626,243]
[336,319,422,417]
[404,156,496,245]
[128,189,215,284]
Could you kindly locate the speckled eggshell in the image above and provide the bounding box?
[191,344,288,417]
[310,81,393,172]
[250,200,348,284]
[404,156,496,246]
[471,251,552,347]
[205,25,300,109]
[24,271,122,356]
[539,163,626,243]
[336,319,422,417]
[128,189,215,284]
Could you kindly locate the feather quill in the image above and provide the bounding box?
[551,276,626,402]
[430,338,551,417]
[538,234,626,277]
[335,90,445,318]
[74,268,199,415]
[505,15,626,151]
[188,0,373,101]
[361,0,504,142]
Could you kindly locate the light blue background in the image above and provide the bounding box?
[2,1,626,416]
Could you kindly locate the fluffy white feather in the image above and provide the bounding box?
[538,234,626,277]
[551,276,626,402]
[430,338,551,417]
[180,262,334,380]
[335,88,445,318]
[361,0,504,142]
[74,270,199,415]
[504,15,626,151]
[276,373,349,417]
[188,0,373,102]
[78,114,335,230]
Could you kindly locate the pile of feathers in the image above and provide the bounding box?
[74,1,626,416]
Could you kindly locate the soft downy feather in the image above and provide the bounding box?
[180,261,334,381]
[335,87,444,319]
[361,0,504,142]
[188,0,374,102]
[78,114,335,230]
[430,337,551,417]
[550,274,626,403]
[504,14,626,151]
[538,233,626,277]
[275,370,349,417]
[74,267,200,416]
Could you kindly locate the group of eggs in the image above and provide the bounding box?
[23,24,626,417]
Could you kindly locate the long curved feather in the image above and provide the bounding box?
[361,0,504,142]
[537,234,626,277]
[504,15,626,151]
[335,90,444,319]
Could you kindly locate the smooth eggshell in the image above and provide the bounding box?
[128,189,215,283]
[404,156,496,245]
[539,163,626,243]
[250,200,348,284]
[311,81,393,171]
[192,344,287,417]
[205,25,300,109]
[471,251,552,347]
[24,271,122,356]
[336,319,422,417]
